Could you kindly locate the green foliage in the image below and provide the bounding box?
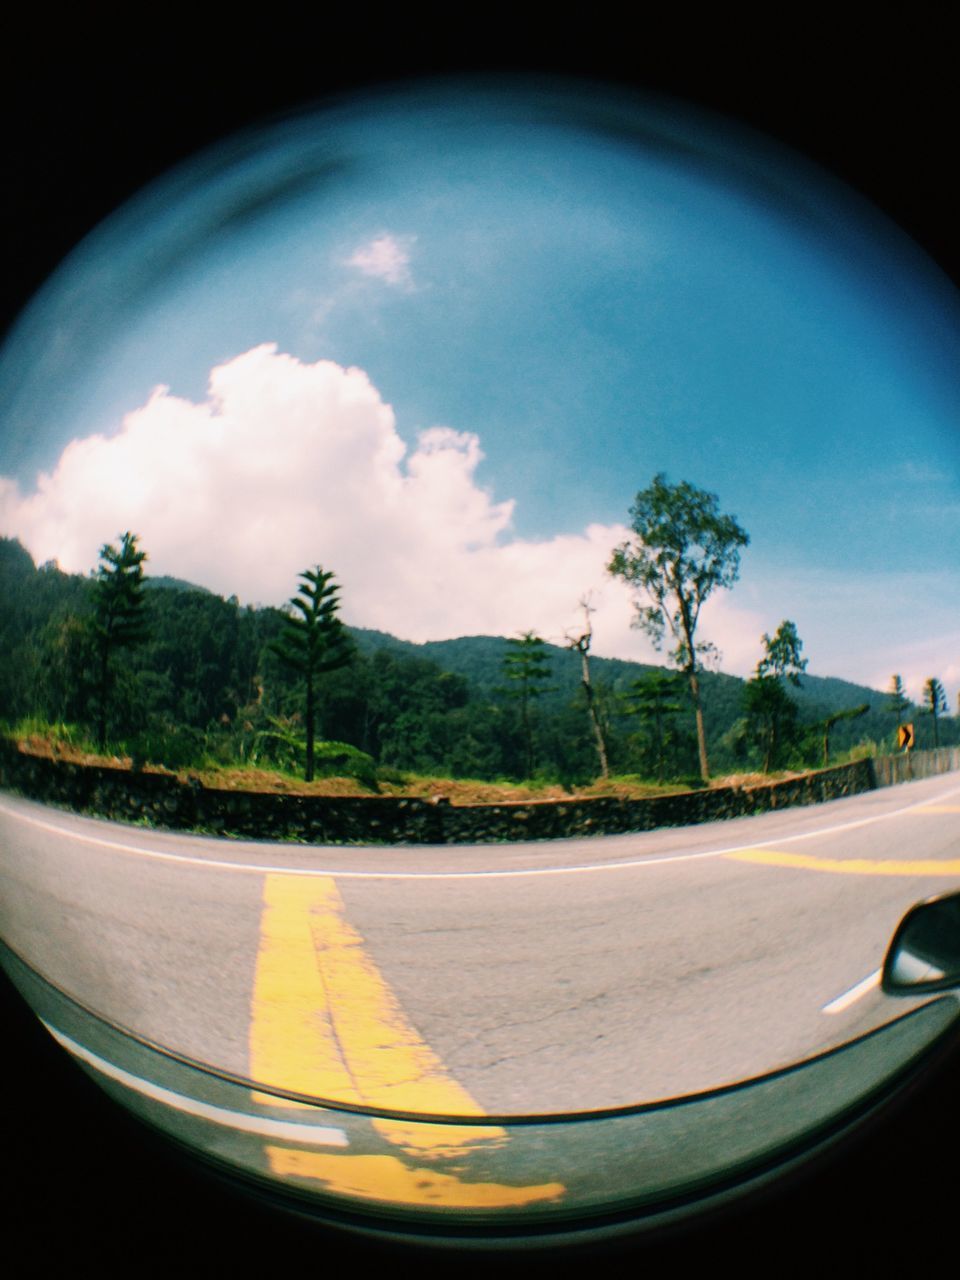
[270,566,354,781]
[743,675,800,772]
[4,537,957,788]
[621,669,690,782]
[923,677,947,748]
[248,715,378,789]
[607,474,750,671]
[91,532,149,748]
[608,473,749,779]
[887,674,910,726]
[741,622,810,771]
[757,620,807,686]
[8,716,98,756]
[127,723,206,771]
[805,703,869,768]
[501,630,552,778]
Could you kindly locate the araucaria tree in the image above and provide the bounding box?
[92,532,149,749]
[271,566,354,781]
[502,631,552,779]
[607,474,749,780]
[923,677,947,748]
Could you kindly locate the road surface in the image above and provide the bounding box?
[2,773,958,1115]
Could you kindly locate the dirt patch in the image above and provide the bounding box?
[709,771,805,790]
[11,735,800,803]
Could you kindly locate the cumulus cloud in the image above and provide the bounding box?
[345,233,415,287]
[0,344,793,679]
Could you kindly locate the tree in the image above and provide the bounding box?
[743,621,807,772]
[92,532,149,749]
[501,631,552,778]
[757,620,807,685]
[566,597,609,779]
[923,677,947,748]
[814,704,869,768]
[743,677,799,773]
[621,669,687,782]
[607,474,749,780]
[887,674,910,742]
[270,566,354,782]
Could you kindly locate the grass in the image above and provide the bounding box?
[2,721,859,804]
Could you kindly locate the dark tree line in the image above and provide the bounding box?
[1,535,956,784]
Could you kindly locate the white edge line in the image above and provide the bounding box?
[41,1021,349,1147]
[2,779,959,882]
[822,969,881,1015]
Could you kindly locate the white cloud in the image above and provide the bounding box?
[345,233,414,287]
[9,343,942,705]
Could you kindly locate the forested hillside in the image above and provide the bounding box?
[2,536,954,785]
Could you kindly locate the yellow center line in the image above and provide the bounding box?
[249,874,506,1154]
[727,848,960,876]
[249,874,566,1208]
[912,805,960,814]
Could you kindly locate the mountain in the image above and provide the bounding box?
[347,627,914,755]
[144,576,213,595]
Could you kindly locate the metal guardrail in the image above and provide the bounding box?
[871,747,960,788]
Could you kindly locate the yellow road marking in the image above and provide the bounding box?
[249,875,358,1106]
[913,805,960,814]
[266,1147,564,1209]
[727,848,960,876]
[249,874,507,1158]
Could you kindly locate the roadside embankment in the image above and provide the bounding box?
[2,739,956,844]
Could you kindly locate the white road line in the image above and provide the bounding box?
[822,969,881,1015]
[41,1021,350,1146]
[2,780,959,882]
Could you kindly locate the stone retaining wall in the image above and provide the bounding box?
[4,737,936,844]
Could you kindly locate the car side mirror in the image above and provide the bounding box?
[882,890,960,995]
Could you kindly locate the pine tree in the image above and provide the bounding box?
[887,674,910,742]
[743,621,807,772]
[502,631,552,778]
[270,566,353,781]
[622,669,686,782]
[923,677,947,749]
[92,532,149,750]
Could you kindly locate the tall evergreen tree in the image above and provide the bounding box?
[502,631,552,778]
[923,677,947,748]
[887,674,910,741]
[270,566,353,781]
[92,532,149,749]
[743,621,806,772]
[622,669,686,782]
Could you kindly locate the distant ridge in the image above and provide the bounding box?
[144,575,213,595]
[347,627,892,717]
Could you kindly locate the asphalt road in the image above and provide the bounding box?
[2,773,958,1117]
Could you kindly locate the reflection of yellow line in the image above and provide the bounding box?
[250,875,506,1156]
[728,848,960,876]
[266,1148,564,1209]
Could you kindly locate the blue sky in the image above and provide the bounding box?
[1,81,958,707]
